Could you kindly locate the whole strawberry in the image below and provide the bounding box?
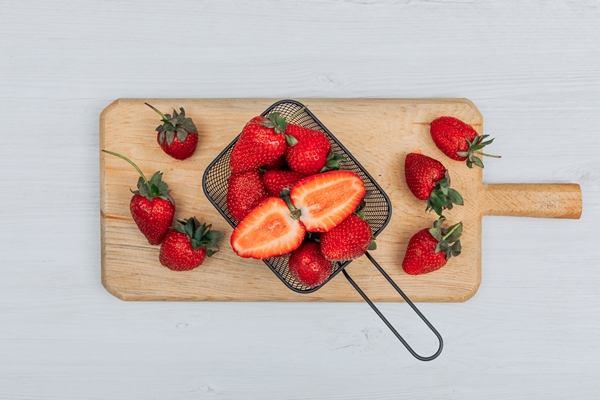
[288,241,333,287]
[227,170,268,221]
[229,113,298,173]
[146,103,198,160]
[402,217,462,275]
[262,170,305,197]
[320,213,376,261]
[159,217,223,271]
[102,150,175,245]
[430,116,500,168]
[284,124,344,175]
[405,152,463,217]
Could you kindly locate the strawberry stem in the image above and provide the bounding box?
[476,151,501,158]
[442,222,461,241]
[102,150,149,186]
[280,189,302,219]
[285,106,307,123]
[145,103,173,127]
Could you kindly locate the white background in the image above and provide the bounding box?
[1,0,599,398]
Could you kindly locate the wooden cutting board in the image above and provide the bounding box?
[100,98,582,302]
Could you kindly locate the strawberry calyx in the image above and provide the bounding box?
[426,170,463,217]
[173,217,223,255]
[102,150,174,204]
[261,112,298,146]
[428,217,462,260]
[145,103,198,146]
[456,134,501,169]
[320,151,346,173]
[354,204,377,251]
[280,189,302,220]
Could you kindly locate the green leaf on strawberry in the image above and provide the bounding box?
[174,217,223,255]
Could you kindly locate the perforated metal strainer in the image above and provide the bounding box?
[202,100,443,361]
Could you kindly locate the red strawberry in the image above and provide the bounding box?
[227,170,268,221]
[320,213,375,261]
[103,150,175,245]
[261,155,286,170]
[288,241,333,287]
[402,217,462,275]
[405,153,463,217]
[229,113,297,173]
[146,103,198,161]
[230,197,306,259]
[262,170,305,197]
[430,116,500,168]
[159,217,223,271]
[290,170,366,232]
[284,124,344,175]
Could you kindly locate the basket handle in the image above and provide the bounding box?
[342,252,443,361]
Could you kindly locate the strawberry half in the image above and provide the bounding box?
[227,170,268,221]
[430,116,500,169]
[320,213,376,261]
[288,241,333,287]
[290,170,366,232]
[402,217,462,275]
[229,113,298,173]
[230,197,306,259]
[159,217,223,271]
[146,103,198,161]
[405,153,463,217]
[103,150,175,245]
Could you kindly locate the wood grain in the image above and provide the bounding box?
[100,98,582,302]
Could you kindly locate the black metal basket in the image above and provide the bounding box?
[202,100,443,361]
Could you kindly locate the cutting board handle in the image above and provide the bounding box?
[481,183,582,219]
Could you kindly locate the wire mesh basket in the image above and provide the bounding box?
[202,99,443,361]
[202,99,391,293]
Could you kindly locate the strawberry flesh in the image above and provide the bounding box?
[230,197,306,259]
[291,170,366,232]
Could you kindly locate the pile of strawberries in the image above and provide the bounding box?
[103,104,223,272]
[226,109,375,288]
[402,116,498,275]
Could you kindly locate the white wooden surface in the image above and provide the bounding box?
[1,0,599,398]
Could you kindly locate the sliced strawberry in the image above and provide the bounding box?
[230,197,305,259]
[290,170,366,232]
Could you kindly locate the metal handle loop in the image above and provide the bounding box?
[342,252,443,361]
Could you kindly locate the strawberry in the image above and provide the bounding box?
[262,170,305,197]
[159,217,223,271]
[284,124,344,175]
[405,153,463,217]
[430,116,500,168]
[102,150,175,245]
[226,170,269,221]
[402,217,462,275]
[230,197,306,259]
[229,113,298,173]
[290,170,366,232]
[320,213,376,261]
[288,241,333,287]
[146,103,198,161]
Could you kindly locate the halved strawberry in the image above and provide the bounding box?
[230,197,306,259]
[290,170,366,232]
